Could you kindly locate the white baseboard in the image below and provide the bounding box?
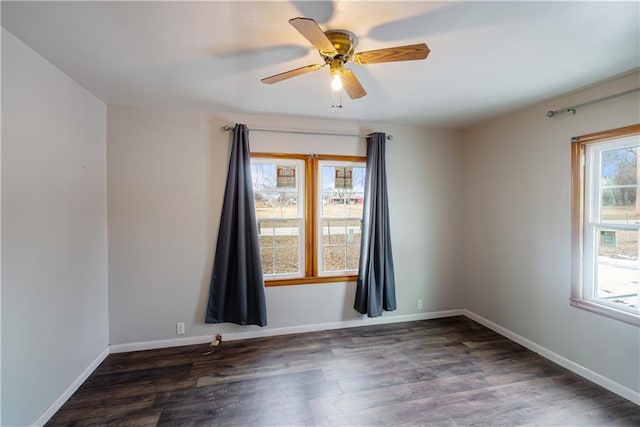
[462,309,640,406]
[109,309,464,353]
[34,347,110,427]
[109,335,214,353]
[221,309,464,342]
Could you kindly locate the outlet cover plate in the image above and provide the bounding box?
[176,322,186,335]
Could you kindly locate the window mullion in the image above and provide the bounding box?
[306,156,317,277]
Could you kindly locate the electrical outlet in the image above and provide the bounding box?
[176,322,185,335]
[417,299,423,310]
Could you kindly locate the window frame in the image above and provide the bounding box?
[571,124,640,327]
[251,153,367,286]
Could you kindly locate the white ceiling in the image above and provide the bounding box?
[2,1,639,129]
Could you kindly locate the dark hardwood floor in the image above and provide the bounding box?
[47,317,639,426]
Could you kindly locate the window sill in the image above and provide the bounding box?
[265,275,358,287]
[570,297,640,327]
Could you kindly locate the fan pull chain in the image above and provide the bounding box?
[331,90,343,112]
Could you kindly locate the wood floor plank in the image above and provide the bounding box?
[45,317,639,426]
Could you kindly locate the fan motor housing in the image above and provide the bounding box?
[321,30,357,62]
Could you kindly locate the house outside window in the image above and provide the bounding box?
[571,124,640,326]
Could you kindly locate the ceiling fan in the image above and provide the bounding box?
[261,17,430,100]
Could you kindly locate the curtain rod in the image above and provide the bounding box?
[546,88,640,118]
[222,125,393,140]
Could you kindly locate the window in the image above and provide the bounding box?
[251,153,366,286]
[251,158,304,279]
[571,124,640,326]
[318,161,366,275]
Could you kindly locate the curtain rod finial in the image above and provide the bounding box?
[222,125,232,131]
[546,110,557,118]
[386,135,394,140]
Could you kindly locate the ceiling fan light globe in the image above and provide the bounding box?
[331,74,343,91]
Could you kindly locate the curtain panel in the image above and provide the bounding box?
[354,132,397,317]
[205,124,267,326]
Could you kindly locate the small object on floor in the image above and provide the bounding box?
[203,333,222,356]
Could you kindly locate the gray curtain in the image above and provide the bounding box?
[354,132,397,317]
[205,124,267,326]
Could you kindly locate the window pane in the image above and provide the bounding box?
[601,188,639,224]
[345,192,364,218]
[596,227,639,311]
[272,219,300,247]
[599,145,639,224]
[323,246,346,272]
[255,198,273,219]
[601,146,637,186]
[258,220,274,247]
[324,194,346,217]
[346,245,360,270]
[323,244,361,272]
[322,219,362,244]
[252,163,301,219]
[255,191,299,218]
[270,191,299,218]
[322,166,366,218]
[261,248,274,275]
[258,219,302,276]
[274,234,298,247]
[253,164,276,218]
[274,248,299,275]
[323,219,343,245]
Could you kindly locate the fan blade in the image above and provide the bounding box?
[341,69,366,99]
[261,64,324,84]
[353,43,430,65]
[289,17,337,55]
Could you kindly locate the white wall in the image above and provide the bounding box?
[1,29,109,425]
[461,71,640,394]
[107,105,463,345]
